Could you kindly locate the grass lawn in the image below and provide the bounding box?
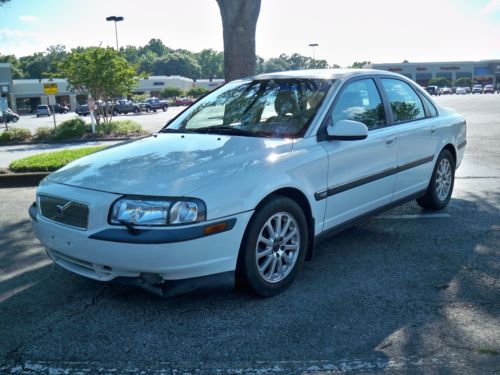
[9,146,107,173]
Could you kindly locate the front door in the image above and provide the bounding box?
[318,77,399,231]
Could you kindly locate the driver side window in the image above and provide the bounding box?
[332,79,386,130]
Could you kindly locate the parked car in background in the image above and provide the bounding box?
[112,100,141,115]
[425,86,438,96]
[52,104,70,114]
[76,104,91,116]
[36,105,51,117]
[472,84,483,94]
[142,97,169,112]
[483,84,494,94]
[440,87,452,95]
[0,108,20,123]
[455,87,467,95]
[30,69,467,297]
[175,97,195,106]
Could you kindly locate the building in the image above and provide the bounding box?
[0,63,225,114]
[365,60,500,87]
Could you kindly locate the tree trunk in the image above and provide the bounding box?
[217,0,261,82]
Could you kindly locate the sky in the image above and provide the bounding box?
[1,0,499,67]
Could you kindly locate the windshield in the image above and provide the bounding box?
[163,78,334,138]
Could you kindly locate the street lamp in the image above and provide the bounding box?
[308,43,319,62]
[106,16,124,50]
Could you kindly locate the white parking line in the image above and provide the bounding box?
[376,213,451,220]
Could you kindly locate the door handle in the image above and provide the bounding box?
[430,127,437,134]
[385,137,397,146]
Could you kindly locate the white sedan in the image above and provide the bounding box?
[30,69,467,297]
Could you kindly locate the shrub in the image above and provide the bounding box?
[0,127,32,143]
[160,87,184,99]
[9,146,107,172]
[187,87,209,98]
[35,127,55,140]
[54,118,88,140]
[96,120,144,136]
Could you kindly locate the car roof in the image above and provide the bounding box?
[246,68,403,80]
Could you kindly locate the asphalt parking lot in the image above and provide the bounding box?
[0,95,499,374]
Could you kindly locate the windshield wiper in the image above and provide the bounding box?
[159,128,197,134]
[193,126,271,138]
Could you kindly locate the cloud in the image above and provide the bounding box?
[0,29,45,56]
[19,15,39,22]
[477,0,500,15]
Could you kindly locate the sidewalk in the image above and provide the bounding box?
[0,140,122,168]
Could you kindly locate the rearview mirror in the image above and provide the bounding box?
[327,119,368,141]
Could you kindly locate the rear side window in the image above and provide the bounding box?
[332,79,386,129]
[380,79,425,124]
[421,95,438,117]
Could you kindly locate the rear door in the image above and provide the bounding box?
[318,77,399,231]
[378,78,439,201]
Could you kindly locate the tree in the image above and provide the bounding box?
[216,0,261,81]
[59,47,137,123]
[151,53,201,78]
[350,61,371,69]
[19,53,49,79]
[455,77,472,88]
[196,49,224,80]
[143,38,170,57]
[262,53,331,73]
[429,77,451,88]
[160,87,183,99]
[187,87,209,98]
[0,54,24,78]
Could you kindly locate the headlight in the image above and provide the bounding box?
[110,197,206,226]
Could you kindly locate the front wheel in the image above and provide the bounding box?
[417,149,455,210]
[163,105,168,111]
[236,196,308,297]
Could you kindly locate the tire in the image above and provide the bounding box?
[417,149,455,210]
[163,105,168,111]
[236,196,308,297]
[12,117,18,123]
[134,108,139,114]
[146,107,151,113]
[113,110,118,116]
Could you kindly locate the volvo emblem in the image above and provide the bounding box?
[56,201,72,217]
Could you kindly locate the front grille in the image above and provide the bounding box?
[38,194,89,230]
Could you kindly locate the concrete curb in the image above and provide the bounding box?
[0,172,49,188]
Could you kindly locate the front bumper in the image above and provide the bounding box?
[30,184,253,284]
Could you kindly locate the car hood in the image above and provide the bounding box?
[46,133,293,196]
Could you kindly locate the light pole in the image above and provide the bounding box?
[106,16,124,50]
[308,43,319,63]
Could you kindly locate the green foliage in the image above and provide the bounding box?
[151,53,201,79]
[54,118,87,140]
[0,127,32,143]
[96,120,144,136]
[34,127,55,140]
[187,87,209,98]
[9,146,107,172]
[429,77,451,88]
[131,93,149,102]
[455,77,472,88]
[196,49,224,79]
[349,61,371,69]
[262,53,332,73]
[59,47,137,123]
[160,87,184,99]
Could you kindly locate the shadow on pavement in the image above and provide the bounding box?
[0,193,498,373]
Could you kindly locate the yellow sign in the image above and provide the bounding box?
[43,83,58,95]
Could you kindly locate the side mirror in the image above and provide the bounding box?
[327,119,368,141]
